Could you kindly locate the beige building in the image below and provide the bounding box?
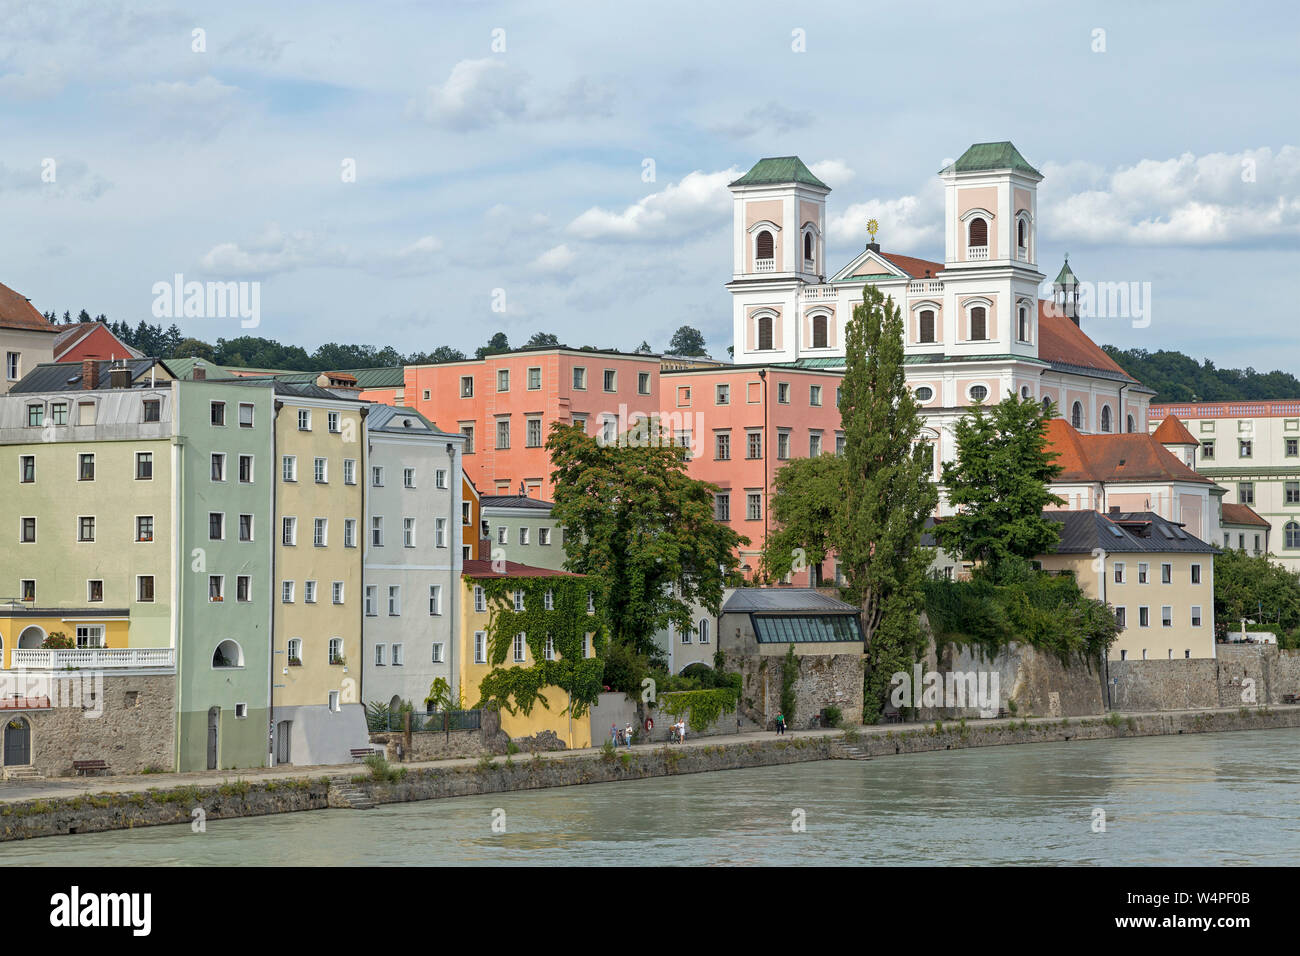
[1039,510,1217,660]
[0,282,58,394]
[1150,402,1300,570]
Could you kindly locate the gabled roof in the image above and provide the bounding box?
[1044,418,1212,485]
[1037,300,1136,382]
[480,495,554,510]
[880,252,945,279]
[268,367,405,389]
[942,141,1041,177]
[52,323,145,361]
[1152,415,1198,446]
[0,282,57,333]
[1047,510,1216,554]
[9,358,172,393]
[722,588,858,614]
[462,560,582,580]
[365,403,456,437]
[729,157,829,190]
[1221,503,1271,529]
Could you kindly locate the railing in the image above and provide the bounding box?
[907,280,944,295]
[801,285,837,301]
[755,258,775,273]
[369,709,482,732]
[967,246,989,261]
[9,647,175,670]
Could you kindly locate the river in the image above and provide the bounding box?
[5,729,1300,865]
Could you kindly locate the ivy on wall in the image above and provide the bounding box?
[660,683,741,733]
[474,575,608,718]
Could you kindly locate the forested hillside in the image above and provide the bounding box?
[1102,346,1300,404]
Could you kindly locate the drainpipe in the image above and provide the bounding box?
[359,405,369,736]
[447,440,459,716]
[172,381,185,770]
[759,368,768,579]
[269,397,281,765]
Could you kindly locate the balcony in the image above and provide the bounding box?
[755,258,775,273]
[801,285,838,301]
[967,245,989,261]
[907,280,944,295]
[9,647,175,670]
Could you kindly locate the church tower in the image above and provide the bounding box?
[726,157,829,363]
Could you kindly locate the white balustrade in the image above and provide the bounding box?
[968,246,989,261]
[9,647,175,670]
[755,258,775,273]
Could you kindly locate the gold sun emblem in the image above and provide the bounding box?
[866,218,879,242]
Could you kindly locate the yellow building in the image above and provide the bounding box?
[270,384,368,765]
[1038,510,1217,660]
[459,560,596,748]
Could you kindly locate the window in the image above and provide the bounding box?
[638,371,651,394]
[715,384,729,405]
[543,636,556,661]
[371,516,384,547]
[757,315,773,351]
[514,590,525,611]
[1115,607,1126,628]
[1100,406,1112,433]
[746,431,762,459]
[526,417,542,447]
[340,458,356,485]
[970,385,989,404]
[5,351,18,381]
[1160,563,1172,584]
[85,579,104,603]
[497,368,510,392]
[474,632,487,664]
[496,418,510,450]
[914,386,934,403]
[1287,522,1300,549]
[328,411,340,434]
[836,432,846,455]
[137,515,154,542]
[527,366,541,390]
[371,465,384,487]
[715,432,731,461]
[374,644,387,667]
[210,402,225,426]
[329,639,344,665]
[919,310,936,344]
[1071,402,1083,429]
[76,624,105,648]
[20,579,33,602]
[969,307,987,341]
[143,399,161,423]
[365,585,377,616]
[474,586,486,612]
[1239,482,1255,506]
[777,430,790,460]
[1289,481,1300,505]
[603,369,617,392]
[1139,606,1150,627]
[79,453,95,481]
[314,457,328,483]
[282,516,297,546]
[19,455,34,482]
[812,314,828,349]
[210,453,225,481]
[1191,606,1202,627]
[431,643,445,663]
[50,402,67,425]
[680,625,691,645]
[429,585,442,615]
[26,404,42,427]
[810,385,823,406]
[968,217,988,248]
[435,468,447,490]
[1017,217,1028,251]
[237,576,251,602]
[333,581,344,605]
[78,516,95,542]
[460,425,474,454]
[328,690,341,711]
[392,643,404,666]
[699,620,711,644]
[809,431,822,457]
[239,403,254,428]
[1289,438,1300,458]
[777,382,790,404]
[21,517,36,543]
[497,526,508,545]
[137,575,155,602]
[344,518,357,548]
[297,409,311,431]
[1138,563,1149,584]
[1018,305,1030,342]
[756,229,774,261]
[587,592,595,613]
[461,375,474,398]
[282,580,295,604]
[513,633,526,663]
[239,455,253,483]
[573,367,587,390]
[1161,606,1173,627]
[1191,564,1201,585]
[1114,562,1125,584]
[208,575,224,603]
[399,467,415,490]
[539,527,551,546]
[388,586,401,616]
[715,493,730,522]
[1240,439,1253,458]
[518,526,529,546]
[746,492,762,521]
[314,518,328,547]
[403,518,417,547]
[288,639,301,664]
[304,580,317,604]
[282,456,297,482]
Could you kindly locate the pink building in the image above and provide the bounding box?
[403,347,662,500]
[664,363,846,583]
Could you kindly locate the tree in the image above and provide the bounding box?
[526,332,561,348]
[1214,548,1300,645]
[635,340,653,354]
[934,393,1065,570]
[476,332,510,359]
[547,421,745,660]
[763,284,937,719]
[172,337,216,361]
[666,326,707,357]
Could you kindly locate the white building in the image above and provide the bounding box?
[363,405,464,712]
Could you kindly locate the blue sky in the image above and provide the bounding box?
[2,0,1298,369]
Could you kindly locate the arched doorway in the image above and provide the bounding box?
[17,626,44,649]
[207,706,220,770]
[4,716,31,766]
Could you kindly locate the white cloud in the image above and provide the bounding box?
[414,58,611,130]
[810,159,855,188]
[709,102,810,139]
[199,225,442,278]
[116,76,245,140]
[532,244,576,275]
[567,168,739,241]
[827,184,944,252]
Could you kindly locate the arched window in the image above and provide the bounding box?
[1286,522,1300,550]
[1101,405,1112,433]
[919,309,936,343]
[698,619,710,644]
[212,639,244,668]
[1127,414,1136,434]
[969,306,987,341]
[803,232,813,262]
[1071,402,1084,429]
[1042,396,1054,416]
[1018,305,1029,342]
[811,314,828,349]
[756,230,774,261]
[757,314,773,351]
[1017,217,1027,249]
[968,217,988,248]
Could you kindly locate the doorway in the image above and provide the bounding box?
[207,706,220,770]
[275,720,292,765]
[3,717,31,766]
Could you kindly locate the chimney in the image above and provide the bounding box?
[81,359,99,390]
[193,362,206,381]
[110,365,131,389]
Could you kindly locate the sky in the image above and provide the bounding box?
[1,0,1298,370]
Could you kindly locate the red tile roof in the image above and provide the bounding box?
[0,282,56,333]
[1044,418,1212,485]
[1221,503,1271,528]
[1037,300,1134,380]
[462,559,583,579]
[1151,415,1198,446]
[881,252,945,279]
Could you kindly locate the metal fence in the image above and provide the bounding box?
[370,709,482,732]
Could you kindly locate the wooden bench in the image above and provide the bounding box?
[73,759,108,776]
[350,748,379,761]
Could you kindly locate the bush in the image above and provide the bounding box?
[822,705,843,728]
[601,642,651,697]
